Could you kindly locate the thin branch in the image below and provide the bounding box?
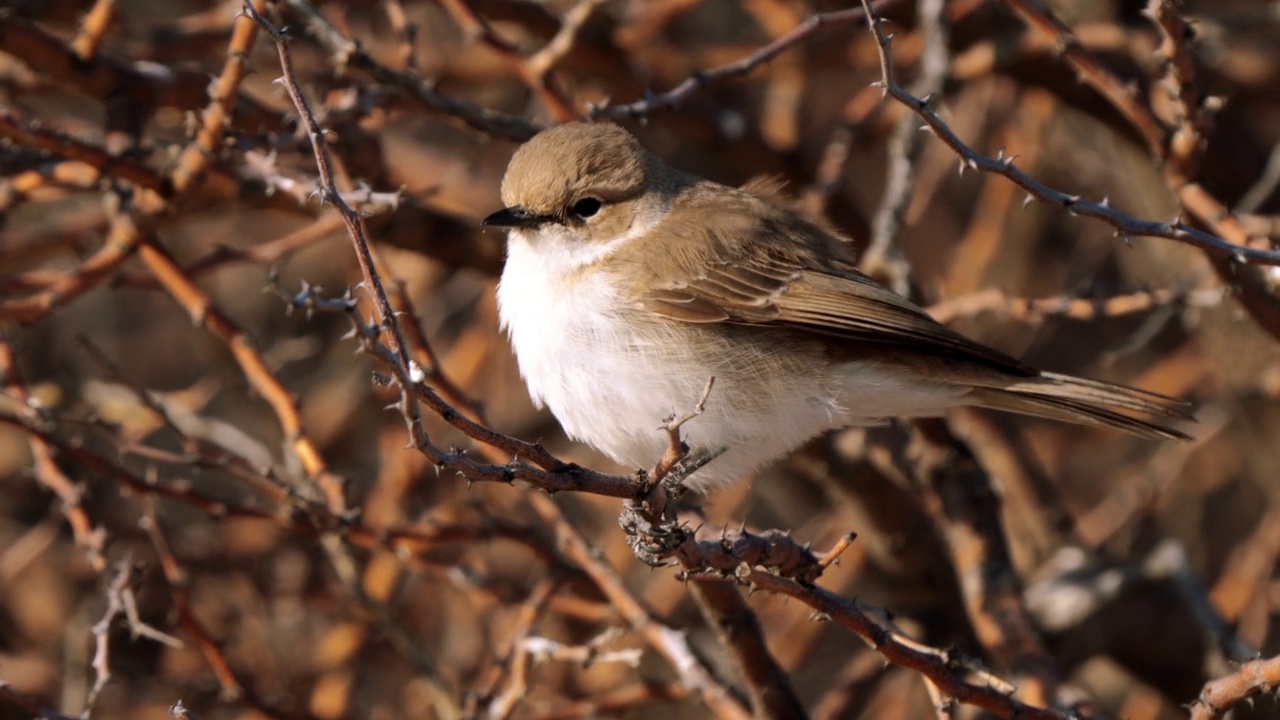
[861,0,950,296]
[688,578,808,719]
[589,3,894,120]
[244,2,412,379]
[0,340,105,571]
[746,571,1088,720]
[381,0,418,71]
[0,109,169,194]
[528,493,753,720]
[136,235,349,514]
[1234,140,1280,216]
[435,0,586,122]
[996,0,1280,341]
[924,285,1224,325]
[858,0,1280,267]
[0,12,282,137]
[279,0,540,141]
[527,0,608,78]
[1190,654,1280,720]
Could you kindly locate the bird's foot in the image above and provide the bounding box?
[619,471,691,567]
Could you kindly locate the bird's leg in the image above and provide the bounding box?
[619,477,682,566]
[621,378,723,566]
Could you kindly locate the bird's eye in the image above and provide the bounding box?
[569,197,602,219]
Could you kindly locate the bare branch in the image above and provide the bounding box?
[858,0,1280,267]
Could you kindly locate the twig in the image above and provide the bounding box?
[1147,0,1209,175]
[818,533,858,569]
[655,376,715,482]
[687,578,808,719]
[1190,654,1280,720]
[279,0,540,140]
[241,149,405,213]
[857,0,1280,267]
[0,12,282,139]
[0,202,149,325]
[529,493,752,720]
[589,3,894,120]
[861,0,950,296]
[381,0,417,71]
[118,214,345,288]
[88,561,183,709]
[140,507,245,702]
[136,235,349,514]
[70,0,117,61]
[0,407,575,586]
[924,285,1224,325]
[436,0,596,122]
[172,0,268,193]
[0,109,168,194]
[476,579,564,719]
[900,419,1060,706]
[244,1,412,378]
[387,279,487,420]
[0,340,105,571]
[521,630,643,668]
[527,0,608,78]
[746,571,1086,720]
[996,0,1280,341]
[1235,140,1280,216]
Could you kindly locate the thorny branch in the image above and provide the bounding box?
[589,2,896,121]
[857,0,1280,267]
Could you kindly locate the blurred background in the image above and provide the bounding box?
[2,0,1280,718]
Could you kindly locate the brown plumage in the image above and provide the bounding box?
[489,122,1193,488]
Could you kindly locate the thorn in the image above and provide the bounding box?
[408,360,426,384]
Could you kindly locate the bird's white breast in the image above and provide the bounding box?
[497,229,674,465]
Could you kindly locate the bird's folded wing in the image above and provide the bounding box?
[643,253,1037,376]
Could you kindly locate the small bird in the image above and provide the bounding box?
[484,122,1192,489]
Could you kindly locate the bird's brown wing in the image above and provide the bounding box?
[643,251,1193,438]
[643,252,1038,376]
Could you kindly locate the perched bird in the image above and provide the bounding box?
[484,122,1192,489]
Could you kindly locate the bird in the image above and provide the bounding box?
[483,122,1192,489]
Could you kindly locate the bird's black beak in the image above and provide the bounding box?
[482,206,546,229]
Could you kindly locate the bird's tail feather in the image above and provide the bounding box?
[967,372,1194,440]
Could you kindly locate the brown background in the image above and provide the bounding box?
[2,0,1280,718]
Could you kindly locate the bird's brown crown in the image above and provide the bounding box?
[500,122,652,217]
